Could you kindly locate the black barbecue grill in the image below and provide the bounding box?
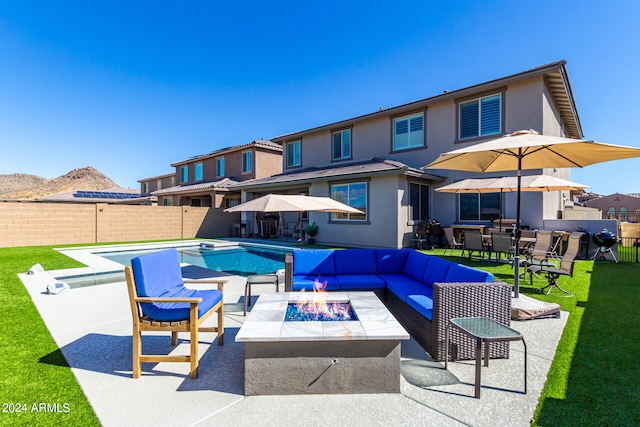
[592,229,618,263]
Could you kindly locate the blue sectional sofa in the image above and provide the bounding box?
[285,248,511,361]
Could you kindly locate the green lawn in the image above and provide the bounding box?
[1,243,638,426]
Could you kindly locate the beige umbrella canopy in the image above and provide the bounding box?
[436,174,590,231]
[424,129,640,297]
[435,175,589,193]
[224,194,363,248]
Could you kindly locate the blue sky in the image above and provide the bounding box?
[1,1,639,195]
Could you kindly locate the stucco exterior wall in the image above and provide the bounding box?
[0,202,240,248]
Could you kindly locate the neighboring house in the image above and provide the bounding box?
[233,60,583,248]
[584,193,640,222]
[145,140,282,208]
[139,173,175,205]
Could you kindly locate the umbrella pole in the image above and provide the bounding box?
[513,155,522,298]
[299,210,304,249]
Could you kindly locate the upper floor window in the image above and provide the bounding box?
[181,166,188,183]
[459,93,502,140]
[331,182,367,221]
[393,113,424,151]
[286,140,301,168]
[170,176,175,187]
[216,157,225,177]
[156,179,162,190]
[242,151,253,173]
[194,163,203,181]
[333,129,351,160]
[142,182,149,194]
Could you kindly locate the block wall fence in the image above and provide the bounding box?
[0,202,239,248]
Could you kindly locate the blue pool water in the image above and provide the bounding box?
[99,244,290,277]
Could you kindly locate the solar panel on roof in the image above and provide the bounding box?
[73,191,139,199]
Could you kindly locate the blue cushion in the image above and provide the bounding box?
[386,280,433,302]
[403,251,431,282]
[292,249,335,276]
[375,249,411,274]
[131,249,223,322]
[423,256,452,287]
[406,295,433,321]
[132,249,184,297]
[292,275,341,291]
[378,273,416,284]
[336,274,386,289]
[334,249,378,275]
[141,288,223,322]
[445,263,494,283]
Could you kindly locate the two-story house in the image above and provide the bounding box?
[141,140,282,208]
[232,60,582,248]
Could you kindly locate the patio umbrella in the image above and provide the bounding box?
[424,129,640,297]
[224,194,364,248]
[435,174,590,230]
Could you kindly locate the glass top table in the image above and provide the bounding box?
[445,317,527,398]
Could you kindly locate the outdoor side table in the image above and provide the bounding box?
[445,317,527,399]
[244,274,279,315]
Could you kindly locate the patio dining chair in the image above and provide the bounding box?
[489,232,514,264]
[443,227,464,257]
[124,248,226,379]
[528,232,583,295]
[463,229,488,263]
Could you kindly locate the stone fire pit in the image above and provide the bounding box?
[236,291,409,395]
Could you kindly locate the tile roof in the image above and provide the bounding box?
[171,140,282,167]
[228,158,445,190]
[151,178,239,195]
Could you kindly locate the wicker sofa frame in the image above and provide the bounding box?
[284,253,512,361]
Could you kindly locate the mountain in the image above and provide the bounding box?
[0,167,120,200]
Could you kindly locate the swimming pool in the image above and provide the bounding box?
[98,244,290,277]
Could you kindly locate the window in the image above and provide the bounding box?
[191,198,202,207]
[216,157,225,177]
[142,182,149,194]
[459,193,501,221]
[194,163,203,181]
[286,140,301,167]
[156,179,161,190]
[332,129,351,160]
[409,183,430,221]
[242,151,253,173]
[459,93,502,139]
[181,166,188,183]
[170,176,175,186]
[225,196,240,208]
[393,113,424,151]
[163,197,173,206]
[331,182,367,221]
[620,207,628,221]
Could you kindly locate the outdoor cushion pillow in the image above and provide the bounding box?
[132,248,185,297]
[386,280,433,302]
[422,255,452,287]
[403,251,431,282]
[445,263,494,283]
[336,274,386,289]
[334,249,378,275]
[293,249,336,276]
[406,294,434,321]
[375,248,411,274]
[141,287,222,322]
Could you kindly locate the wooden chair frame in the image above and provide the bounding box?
[124,266,225,379]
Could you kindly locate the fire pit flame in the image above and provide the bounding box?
[285,279,358,322]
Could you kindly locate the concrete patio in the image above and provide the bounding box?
[19,250,567,427]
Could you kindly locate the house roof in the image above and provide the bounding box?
[228,158,446,191]
[138,172,175,183]
[151,177,239,196]
[271,60,582,142]
[171,140,282,167]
